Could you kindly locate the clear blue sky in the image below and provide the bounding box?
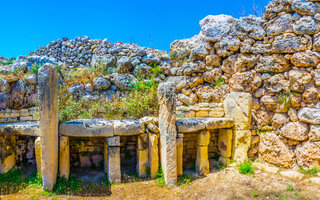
[0,0,270,58]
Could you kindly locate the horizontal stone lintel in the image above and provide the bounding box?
[176,118,234,133]
[0,121,39,136]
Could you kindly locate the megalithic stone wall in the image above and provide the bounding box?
[38,64,59,191]
[158,82,177,186]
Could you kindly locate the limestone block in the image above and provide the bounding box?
[196,146,209,175]
[158,82,177,186]
[107,136,120,147]
[298,108,320,124]
[0,121,39,136]
[38,64,59,191]
[197,130,211,146]
[196,111,209,118]
[232,129,251,163]
[0,135,16,173]
[59,136,70,179]
[104,139,108,173]
[107,147,121,183]
[176,118,234,133]
[295,141,320,169]
[149,133,159,179]
[218,129,232,158]
[35,137,41,174]
[137,133,149,177]
[113,119,144,136]
[176,137,183,176]
[59,119,113,137]
[224,92,252,130]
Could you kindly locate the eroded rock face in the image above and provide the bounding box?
[295,141,320,168]
[280,122,309,141]
[11,80,25,109]
[289,70,312,93]
[229,72,262,93]
[293,16,320,35]
[298,108,320,124]
[309,125,320,141]
[259,132,294,168]
[291,51,320,67]
[256,54,290,72]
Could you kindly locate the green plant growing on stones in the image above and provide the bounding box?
[177,174,191,186]
[0,60,14,65]
[277,91,300,109]
[238,161,254,175]
[30,64,42,75]
[211,77,225,88]
[287,184,294,192]
[156,166,166,187]
[299,167,320,177]
[213,162,227,170]
[53,174,82,194]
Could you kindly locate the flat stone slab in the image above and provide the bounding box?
[176,118,234,133]
[113,119,144,136]
[59,119,113,137]
[0,121,39,136]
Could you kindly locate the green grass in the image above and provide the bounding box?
[238,161,254,175]
[177,174,191,186]
[155,166,166,187]
[0,60,14,65]
[299,167,320,177]
[211,77,225,88]
[287,184,294,192]
[30,64,43,75]
[252,190,259,197]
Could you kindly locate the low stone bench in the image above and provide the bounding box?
[0,121,41,173]
[176,118,234,176]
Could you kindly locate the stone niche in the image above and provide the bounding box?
[183,130,219,170]
[120,136,138,175]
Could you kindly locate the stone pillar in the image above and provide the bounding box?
[59,136,70,179]
[148,133,159,179]
[176,133,184,176]
[196,130,210,175]
[137,133,149,177]
[104,138,108,173]
[0,135,16,173]
[158,82,177,186]
[38,63,59,191]
[218,129,232,165]
[35,137,41,174]
[224,92,252,163]
[107,136,121,183]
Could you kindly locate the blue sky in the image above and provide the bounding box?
[0,0,270,58]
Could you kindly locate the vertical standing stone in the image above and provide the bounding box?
[137,133,149,177]
[38,63,59,191]
[107,136,121,183]
[196,130,210,175]
[104,138,108,173]
[59,136,70,179]
[0,135,16,173]
[218,129,233,164]
[224,92,252,163]
[35,137,41,174]
[148,132,159,179]
[158,82,177,186]
[176,135,183,176]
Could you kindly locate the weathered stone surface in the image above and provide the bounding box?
[11,80,25,109]
[176,118,234,133]
[272,33,308,53]
[288,108,299,122]
[271,113,289,130]
[38,64,59,191]
[0,121,39,136]
[35,137,41,174]
[203,68,222,83]
[196,85,229,103]
[280,122,309,141]
[265,74,289,93]
[107,147,121,183]
[256,54,290,73]
[293,16,320,35]
[289,70,312,93]
[0,135,16,173]
[107,136,120,147]
[117,56,132,73]
[149,133,159,179]
[158,82,177,186]
[291,51,320,67]
[259,132,294,168]
[176,137,183,176]
[232,129,251,163]
[298,108,320,124]
[59,136,70,179]
[205,55,221,66]
[137,133,148,177]
[295,141,320,168]
[309,125,320,141]
[292,0,319,16]
[266,14,293,36]
[59,119,113,137]
[218,129,232,158]
[93,77,111,91]
[302,87,319,104]
[224,92,252,130]
[196,130,210,175]
[280,170,304,180]
[229,72,262,92]
[113,119,144,136]
[166,76,187,92]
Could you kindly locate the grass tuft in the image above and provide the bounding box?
[238,161,254,175]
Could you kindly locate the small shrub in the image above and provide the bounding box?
[53,174,81,194]
[287,184,294,192]
[156,166,166,187]
[252,190,259,197]
[238,161,254,175]
[177,174,191,186]
[213,162,227,170]
[30,64,42,75]
[211,77,225,88]
[299,167,320,177]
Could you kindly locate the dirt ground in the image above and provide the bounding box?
[1,162,320,200]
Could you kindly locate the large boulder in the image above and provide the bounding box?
[110,73,132,91]
[93,77,111,91]
[259,132,294,168]
[293,16,320,35]
[116,56,133,73]
[229,72,262,93]
[280,122,309,141]
[289,70,312,93]
[255,54,290,72]
[91,54,117,68]
[295,141,320,169]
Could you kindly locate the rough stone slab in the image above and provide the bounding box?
[232,129,251,163]
[107,136,120,147]
[196,146,209,175]
[59,119,113,137]
[218,129,233,158]
[149,133,159,179]
[158,82,177,186]
[176,118,234,133]
[113,119,144,136]
[107,147,121,183]
[35,137,41,174]
[0,121,39,136]
[176,137,183,176]
[38,63,59,191]
[0,135,16,173]
[298,108,320,124]
[59,136,70,179]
